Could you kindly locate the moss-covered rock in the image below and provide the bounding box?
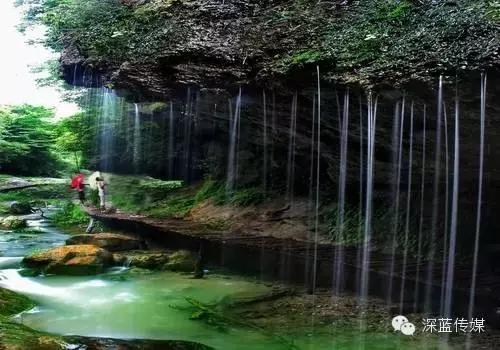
[114,250,170,270]
[165,250,197,273]
[66,233,144,252]
[0,216,28,230]
[22,245,114,275]
[8,202,33,215]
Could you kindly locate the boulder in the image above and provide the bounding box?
[0,216,28,230]
[66,233,144,252]
[114,251,170,270]
[23,245,114,275]
[9,202,33,215]
[164,250,197,273]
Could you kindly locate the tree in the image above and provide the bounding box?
[54,111,96,171]
[0,105,60,175]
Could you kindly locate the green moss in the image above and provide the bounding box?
[108,175,184,213]
[0,184,70,205]
[273,0,500,85]
[287,50,325,67]
[109,176,266,219]
[0,288,34,317]
[0,287,65,349]
[487,1,500,21]
[52,201,88,228]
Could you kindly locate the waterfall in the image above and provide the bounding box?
[387,99,405,304]
[183,89,194,183]
[355,97,364,294]
[413,104,427,312]
[466,73,487,348]
[359,92,378,307]
[262,90,268,192]
[286,92,298,203]
[227,88,242,192]
[305,93,317,289]
[98,88,116,172]
[311,66,322,294]
[425,75,444,312]
[444,92,460,318]
[168,102,175,178]
[440,101,450,315]
[133,103,141,173]
[399,101,414,312]
[334,90,350,295]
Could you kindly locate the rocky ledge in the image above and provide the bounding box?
[22,245,114,275]
[28,0,500,98]
[66,232,145,252]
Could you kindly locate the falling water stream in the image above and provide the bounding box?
[262,90,268,192]
[413,105,427,312]
[2,68,494,349]
[226,88,242,192]
[425,76,444,312]
[399,101,414,312]
[443,93,460,319]
[360,92,378,308]
[168,101,175,178]
[466,73,487,349]
[388,99,404,304]
[334,90,350,295]
[286,93,298,203]
[133,103,141,173]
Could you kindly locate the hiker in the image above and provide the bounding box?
[96,176,106,210]
[70,172,85,205]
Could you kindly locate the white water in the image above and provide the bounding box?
[399,101,414,312]
[262,90,268,192]
[359,92,378,307]
[387,99,404,304]
[133,103,141,173]
[334,90,350,295]
[98,88,117,171]
[311,66,322,294]
[443,93,460,318]
[413,104,427,312]
[286,92,298,203]
[226,88,242,192]
[425,75,444,312]
[466,73,487,349]
[168,102,175,178]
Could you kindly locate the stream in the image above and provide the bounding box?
[0,214,447,350]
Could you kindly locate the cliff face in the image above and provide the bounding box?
[23,0,500,249]
[41,0,499,99]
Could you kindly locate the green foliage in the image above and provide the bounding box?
[172,297,299,349]
[194,180,267,207]
[487,1,500,21]
[230,188,267,206]
[0,184,70,206]
[52,201,88,227]
[55,112,97,170]
[0,288,34,316]
[146,195,196,218]
[108,175,184,213]
[109,176,267,218]
[0,105,62,176]
[193,180,227,205]
[41,0,133,58]
[284,50,326,69]
[274,0,499,85]
[26,0,177,62]
[326,204,426,257]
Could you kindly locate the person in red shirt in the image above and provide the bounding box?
[70,172,86,204]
